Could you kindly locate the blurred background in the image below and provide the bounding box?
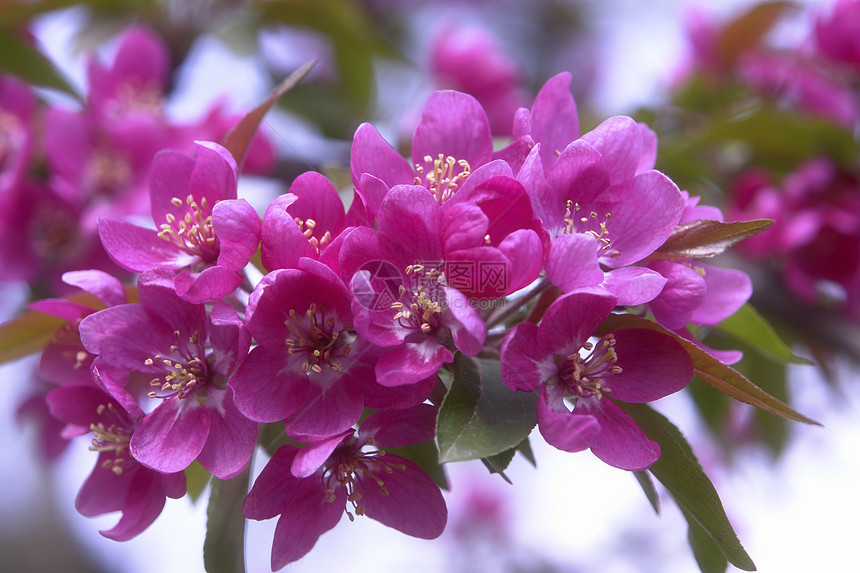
[2,0,858,571]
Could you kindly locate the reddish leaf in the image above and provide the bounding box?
[220,60,316,170]
[717,1,797,69]
[650,219,773,260]
[597,313,820,426]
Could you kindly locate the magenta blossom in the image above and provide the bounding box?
[46,368,186,540]
[349,88,532,222]
[79,268,256,479]
[429,23,528,136]
[814,0,860,69]
[229,257,386,439]
[243,404,447,569]
[501,289,693,470]
[340,185,487,387]
[99,140,261,303]
[260,171,347,273]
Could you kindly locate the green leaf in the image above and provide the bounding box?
[184,461,212,504]
[598,314,819,426]
[650,219,773,260]
[0,310,66,364]
[0,29,81,99]
[204,464,251,573]
[0,286,138,365]
[683,507,730,573]
[220,60,316,170]
[621,403,756,571]
[717,303,812,365]
[633,470,661,515]
[435,354,537,463]
[0,0,119,26]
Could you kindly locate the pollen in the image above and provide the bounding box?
[559,334,622,400]
[563,200,621,258]
[284,304,351,374]
[414,153,471,204]
[157,193,218,262]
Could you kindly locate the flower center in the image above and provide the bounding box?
[285,304,352,374]
[414,153,472,204]
[86,149,132,196]
[293,216,333,254]
[322,439,406,522]
[145,329,210,400]
[158,194,219,262]
[563,200,621,258]
[89,402,132,476]
[390,264,444,334]
[558,334,622,400]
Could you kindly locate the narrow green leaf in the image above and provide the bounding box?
[516,436,537,467]
[633,470,661,515]
[650,219,773,260]
[435,354,537,463]
[0,286,138,365]
[682,507,730,573]
[185,461,212,504]
[717,303,812,365]
[204,464,251,573]
[220,60,316,170]
[598,314,820,426]
[621,403,756,571]
[0,29,81,99]
[0,310,66,364]
[483,447,516,477]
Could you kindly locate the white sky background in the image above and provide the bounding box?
[1,1,857,572]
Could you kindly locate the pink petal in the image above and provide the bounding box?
[359,403,438,447]
[284,375,364,440]
[350,122,414,189]
[271,479,344,569]
[213,198,261,271]
[261,193,317,271]
[229,345,310,423]
[243,446,303,520]
[357,455,447,538]
[291,430,353,478]
[689,265,752,325]
[99,218,193,272]
[412,90,493,174]
[62,270,127,307]
[500,322,550,392]
[196,388,257,479]
[173,266,243,304]
[602,267,667,305]
[538,289,617,358]
[375,340,453,387]
[130,397,210,473]
[606,329,693,403]
[537,385,600,453]
[576,397,660,471]
[530,72,579,169]
[545,233,604,292]
[580,116,645,185]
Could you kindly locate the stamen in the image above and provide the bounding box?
[415,154,472,204]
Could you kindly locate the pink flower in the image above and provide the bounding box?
[46,368,186,541]
[340,186,487,386]
[260,171,347,273]
[814,0,860,69]
[79,268,257,479]
[429,23,528,136]
[243,404,447,569]
[98,140,261,303]
[501,289,692,470]
[229,258,401,439]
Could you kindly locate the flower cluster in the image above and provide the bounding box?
[0,25,274,298]
[26,68,759,570]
